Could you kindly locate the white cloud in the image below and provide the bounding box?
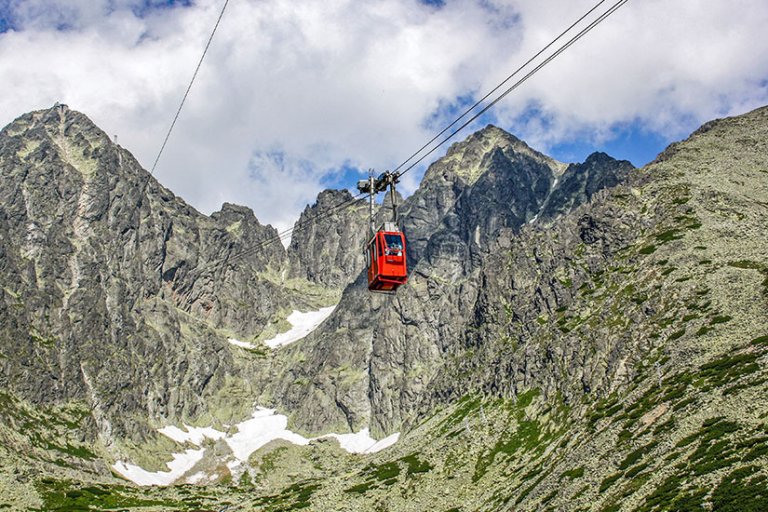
[487,0,768,148]
[1,0,767,229]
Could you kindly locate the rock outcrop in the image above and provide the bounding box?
[287,189,369,287]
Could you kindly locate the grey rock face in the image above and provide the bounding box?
[400,125,562,267]
[0,105,295,443]
[287,189,369,287]
[287,186,407,291]
[423,197,645,410]
[540,151,634,220]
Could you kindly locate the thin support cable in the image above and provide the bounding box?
[391,0,612,176]
[149,0,231,176]
[397,0,629,179]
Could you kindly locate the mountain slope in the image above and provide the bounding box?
[0,105,329,465]
[3,104,767,511]
[96,102,766,512]
[280,104,768,511]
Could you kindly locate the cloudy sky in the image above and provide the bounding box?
[1,0,767,232]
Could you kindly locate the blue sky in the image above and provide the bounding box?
[0,0,189,32]
[0,0,12,32]
[1,0,767,231]
[550,124,670,168]
[128,0,193,18]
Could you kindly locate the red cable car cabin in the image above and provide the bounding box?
[366,229,407,292]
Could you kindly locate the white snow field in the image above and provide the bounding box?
[158,425,226,445]
[228,305,336,350]
[112,448,206,486]
[262,306,336,348]
[225,407,310,461]
[112,407,400,486]
[322,428,401,454]
[227,338,257,349]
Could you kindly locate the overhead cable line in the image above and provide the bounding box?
[390,0,612,176]
[149,0,231,176]
[135,0,230,210]
[177,0,629,275]
[396,0,629,179]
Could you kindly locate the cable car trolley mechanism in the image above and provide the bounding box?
[357,171,408,293]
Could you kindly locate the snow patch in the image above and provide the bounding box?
[112,448,205,486]
[185,471,208,485]
[112,407,400,485]
[323,428,401,454]
[158,425,226,446]
[228,305,336,350]
[225,407,310,462]
[113,403,400,486]
[228,338,257,349]
[365,432,402,453]
[263,306,336,348]
[226,459,241,473]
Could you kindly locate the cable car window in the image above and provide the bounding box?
[384,234,403,256]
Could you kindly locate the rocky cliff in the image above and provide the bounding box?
[287,189,369,287]
[0,105,304,455]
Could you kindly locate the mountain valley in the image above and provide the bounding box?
[0,104,767,511]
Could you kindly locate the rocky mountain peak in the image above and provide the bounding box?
[5,104,112,169]
[268,124,638,437]
[582,150,617,165]
[211,201,269,232]
[314,188,355,207]
[215,202,257,215]
[539,151,634,220]
[0,105,311,451]
[433,124,566,186]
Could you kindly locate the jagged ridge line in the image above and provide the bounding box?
[185,191,369,278]
[400,0,629,231]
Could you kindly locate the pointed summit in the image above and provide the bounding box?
[429,124,565,186]
[4,103,110,148]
